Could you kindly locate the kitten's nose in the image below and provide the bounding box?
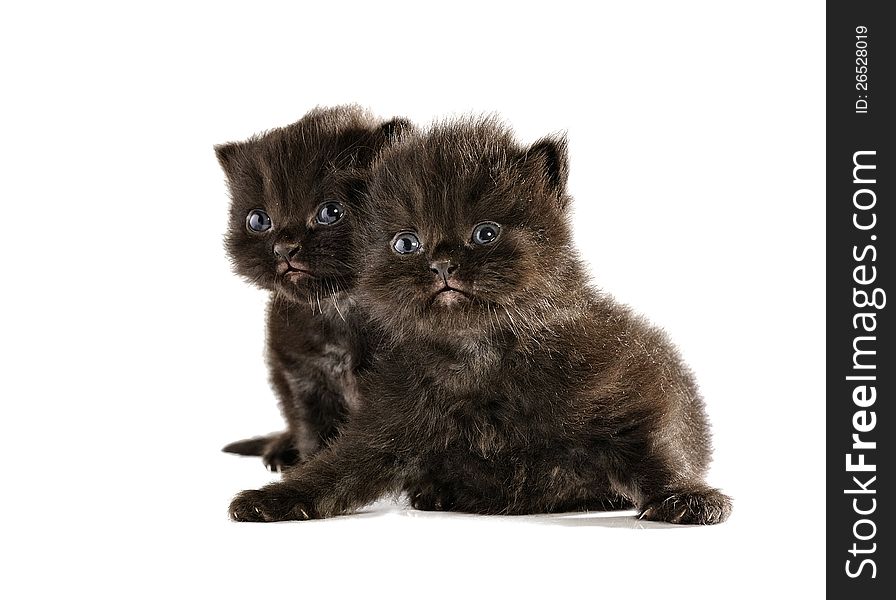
[429,259,458,281]
[273,241,301,260]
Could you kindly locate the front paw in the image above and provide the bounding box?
[229,485,315,522]
[639,488,732,525]
[409,485,455,511]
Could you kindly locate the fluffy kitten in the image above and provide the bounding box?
[228,118,732,525]
[216,105,408,470]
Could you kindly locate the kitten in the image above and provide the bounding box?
[216,105,409,470]
[228,117,732,525]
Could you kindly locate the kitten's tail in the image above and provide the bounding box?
[221,433,281,456]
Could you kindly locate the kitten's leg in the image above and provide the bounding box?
[229,432,402,522]
[223,362,303,472]
[219,365,305,471]
[609,448,731,525]
[268,357,350,466]
[220,358,303,471]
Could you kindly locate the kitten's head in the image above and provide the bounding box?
[359,117,582,339]
[216,105,410,303]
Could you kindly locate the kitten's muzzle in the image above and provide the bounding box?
[428,259,470,304]
[273,241,314,280]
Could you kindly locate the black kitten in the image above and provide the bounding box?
[216,105,409,470]
[229,117,732,525]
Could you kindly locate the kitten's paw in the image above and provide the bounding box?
[229,485,315,522]
[262,436,301,473]
[639,488,732,525]
[409,484,455,511]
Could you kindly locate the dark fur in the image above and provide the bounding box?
[229,117,732,524]
[217,105,409,469]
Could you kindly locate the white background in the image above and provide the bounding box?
[0,1,824,598]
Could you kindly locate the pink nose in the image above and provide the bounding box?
[273,242,301,260]
[429,260,458,280]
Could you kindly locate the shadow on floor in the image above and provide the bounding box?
[355,501,682,529]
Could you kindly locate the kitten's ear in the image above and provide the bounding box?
[378,117,414,143]
[214,142,240,176]
[523,134,569,206]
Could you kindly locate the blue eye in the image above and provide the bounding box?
[246,209,272,232]
[316,202,345,225]
[392,232,421,254]
[472,222,501,245]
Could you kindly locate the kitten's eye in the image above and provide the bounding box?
[392,232,421,254]
[246,209,272,233]
[472,221,501,245]
[316,202,345,225]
